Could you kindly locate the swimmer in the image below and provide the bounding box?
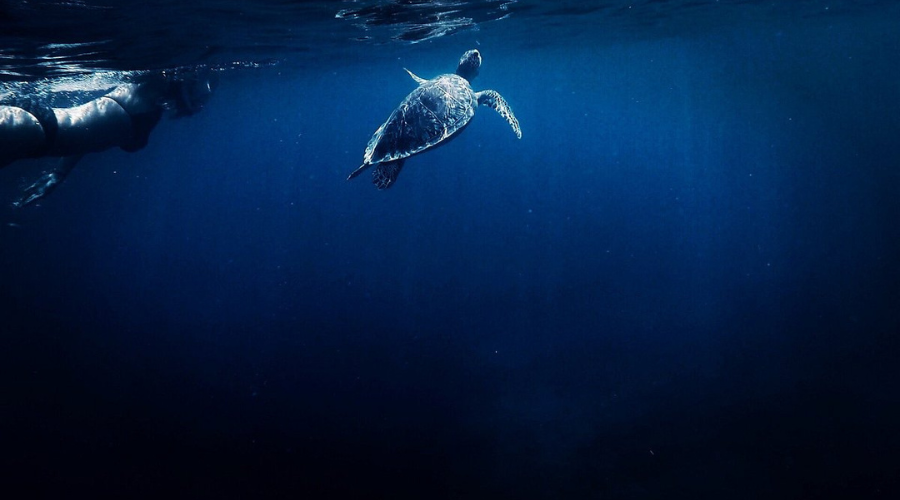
[0,67,216,206]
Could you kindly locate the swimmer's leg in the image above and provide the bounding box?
[13,154,84,208]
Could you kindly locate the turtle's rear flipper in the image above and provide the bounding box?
[373,160,404,190]
[477,90,522,139]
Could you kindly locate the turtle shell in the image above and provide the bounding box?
[363,74,476,165]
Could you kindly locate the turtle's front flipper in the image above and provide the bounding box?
[373,159,404,190]
[476,90,522,139]
[404,68,427,85]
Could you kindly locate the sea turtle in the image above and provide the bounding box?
[347,49,522,189]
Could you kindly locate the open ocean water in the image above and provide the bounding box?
[1,0,899,498]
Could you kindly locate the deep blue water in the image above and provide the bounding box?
[2,1,900,498]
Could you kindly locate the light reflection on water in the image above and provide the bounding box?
[0,0,896,81]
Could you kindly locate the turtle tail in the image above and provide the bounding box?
[347,163,369,181]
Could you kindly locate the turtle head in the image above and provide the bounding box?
[455,49,481,82]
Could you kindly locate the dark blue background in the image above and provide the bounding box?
[2,10,899,499]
